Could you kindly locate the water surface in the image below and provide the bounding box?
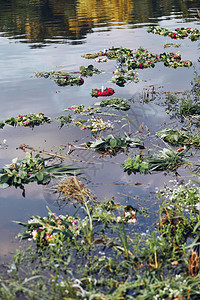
[0,0,199,262]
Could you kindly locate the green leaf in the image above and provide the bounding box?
[0,183,9,189]
[110,138,117,148]
[36,172,44,181]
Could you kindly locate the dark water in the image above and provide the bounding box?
[0,0,199,262]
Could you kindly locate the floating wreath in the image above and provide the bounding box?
[74,116,113,133]
[123,148,188,175]
[87,134,143,155]
[35,71,84,86]
[16,208,81,246]
[156,128,200,148]
[65,104,100,115]
[147,26,200,41]
[91,88,115,97]
[5,113,51,128]
[95,97,130,111]
[0,152,80,189]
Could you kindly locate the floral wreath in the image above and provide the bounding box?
[91,87,115,97]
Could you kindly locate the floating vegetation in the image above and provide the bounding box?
[83,46,192,70]
[156,128,200,148]
[15,207,81,245]
[91,87,115,97]
[123,148,188,174]
[147,25,200,41]
[0,121,5,129]
[79,65,102,76]
[65,104,100,115]
[35,71,84,86]
[74,116,113,134]
[53,175,91,203]
[164,93,200,120]
[87,134,144,155]
[5,113,51,128]
[55,115,72,128]
[0,152,80,189]
[111,68,139,86]
[163,42,181,48]
[95,97,130,110]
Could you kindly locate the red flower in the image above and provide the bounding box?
[139,63,143,68]
[38,113,44,116]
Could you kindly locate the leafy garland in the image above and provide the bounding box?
[83,46,192,70]
[35,71,84,86]
[87,134,144,155]
[0,152,80,189]
[74,116,113,133]
[95,97,130,111]
[123,148,188,174]
[111,68,139,86]
[156,128,200,148]
[147,26,200,41]
[65,104,100,115]
[79,65,102,76]
[5,113,51,128]
[16,208,81,245]
[91,87,115,97]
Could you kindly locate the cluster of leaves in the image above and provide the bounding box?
[1,181,200,299]
[16,207,81,245]
[123,148,188,174]
[95,97,130,110]
[87,134,144,155]
[1,113,51,128]
[0,152,80,189]
[156,128,200,148]
[65,104,99,115]
[79,64,102,76]
[83,46,192,71]
[91,87,115,97]
[147,25,200,41]
[55,115,72,128]
[111,68,139,86]
[35,71,84,86]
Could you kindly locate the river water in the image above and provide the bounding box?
[0,0,199,262]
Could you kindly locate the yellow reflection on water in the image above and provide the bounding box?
[68,0,134,33]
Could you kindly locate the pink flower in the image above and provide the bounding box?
[138,63,143,68]
[23,121,30,126]
[81,126,87,130]
[17,115,23,118]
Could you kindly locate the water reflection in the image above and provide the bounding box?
[0,0,199,44]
